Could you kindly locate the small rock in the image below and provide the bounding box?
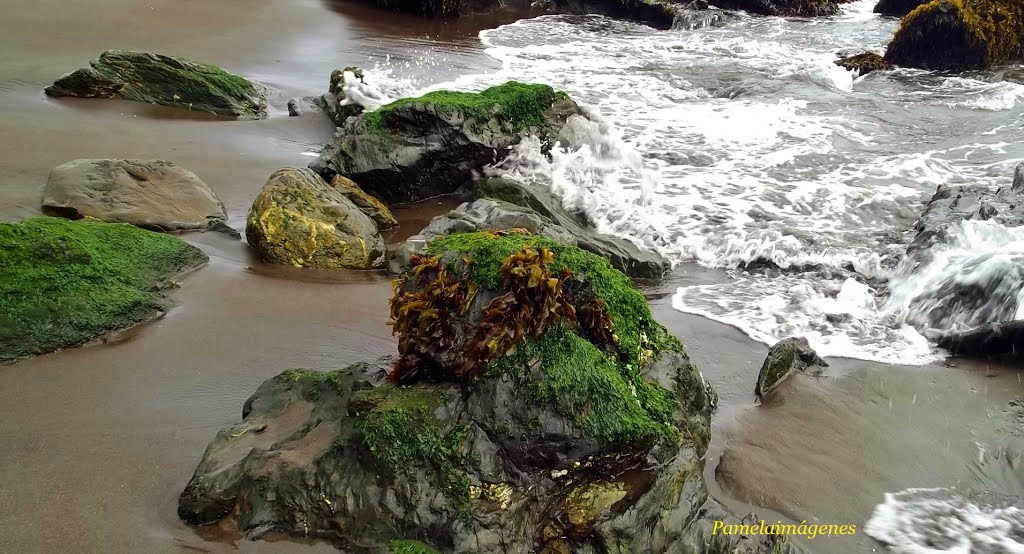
[755,337,828,399]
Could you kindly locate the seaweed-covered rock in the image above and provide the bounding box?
[245,167,386,270]
[835,51,893,76]
[179,232,793,554]
[754,337,828,400]
[884,0,1024,71]
[476,177,669,279]
[0,217,207,362]
[311,81,581,204]
[42,159,228,232]
[45,50,267,119]
[330,175,398,230]
[874,0,928,16]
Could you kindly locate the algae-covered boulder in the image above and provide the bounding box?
[179,231,793,553]
[835,51,892,76]
[874,0,928,16]
[884,0,1024,71]
[43,159,228,232]
[330,175,398,230]
[0,217,207,362]
[755,337,828,400]
[245,167,386,270]
[45,50,268,119]
[311,81,581,204]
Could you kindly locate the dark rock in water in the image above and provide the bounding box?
[245,167,386,270]
[884,0,1024,71]
[310,81,581,205]
[475,177,669,279]
[937,321,1024,360]
[709,0,848,17]
[178,232,795,553]
[0,217,207,363]
[45,51,267,119]
[873,0,928,16]
[355,0,508,17]
[674,7,731,29]
[835,51,892,76]
[43,159,228,232]
[755,337,828,399]
[550,0,679,29]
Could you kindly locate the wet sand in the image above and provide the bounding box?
[2,0,1024,552]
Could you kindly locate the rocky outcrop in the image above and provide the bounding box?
[45,50,267,119]
[42,159,228,232]
[330,175,398,230]
[0,217,206,362]
[310,81,581,205]
[245,168,386,270]
[835,51,892,76]
[884,0,1024,71]
[937,321,1024,360]
[550,0,680,29]
[709,0,849,16]
[755,337,828,400]
[873,0,928,16]
[475,177,669,279]
[179,231,795,553]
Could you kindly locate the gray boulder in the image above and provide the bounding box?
[245,167,386,270]
[42,159,228,232]
[755,337,828,400]
[45,50,267,120]
[310,81,581,204]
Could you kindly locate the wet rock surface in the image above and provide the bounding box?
[755,337,828,399]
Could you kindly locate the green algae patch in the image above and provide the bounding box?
[93,50,257,101]
[0,217,207,362]
[353,385,473,518]
[389,539,442,554]
[363,81,568,135]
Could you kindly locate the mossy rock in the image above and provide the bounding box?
[311,81,580,204]
[884,0,1024,71]
[245,167,386,270]
[45,50,267,119]
[835,52,893,76]
[754,337,828,399]
[329,175,398,230]
[0,217,207,362]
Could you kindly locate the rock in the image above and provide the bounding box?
[755,337,828,399]
[873,0,928,16]
[0,217,207,362]
[45,50,267,119]
[707,0,848,16]
[329,175,398,230]
[179,231,795,553]
[42,159,228,232]
[835,51,892,76]
[475,176,669,279]
[311,81,581,205]
[937,321,1024,360]
[387,197,578,274]
[549,0,679,29]
[884,0,1024,71]
[351,0,508,17]
[245,167,386,270]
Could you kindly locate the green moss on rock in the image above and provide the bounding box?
[389,539,442,554]
[0,217,206,362]
[363,81,568,136]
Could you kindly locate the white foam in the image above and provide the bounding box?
[866,488,1024,553]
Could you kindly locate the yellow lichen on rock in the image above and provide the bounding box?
[564,481,627,532]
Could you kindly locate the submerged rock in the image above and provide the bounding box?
[330,175,398,230]
[0,217,207,362]
[873,0,928,16]
[835,51,892,76]
[179,231,793,553]
[45,50,267,119]
[311,81,581,204]
[884,0,1024,71]
[476,177,669,279]
[42,159,228,232]
[755,337,828,399]
[245,167,386,270]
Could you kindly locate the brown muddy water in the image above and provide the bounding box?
[1,1,1022,553]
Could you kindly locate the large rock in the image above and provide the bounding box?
[550,0,680,29]
[476,176,669,279]
[873,0,928,16]
[45,50,268,119]
[754,337,828,400]
[353,0,507,16]
[42,159,228,232]
[245,167,386,270]
[884,0,1024,71]
[937,321,1024,360]
[179,231,795,554]
[0,217,207,362]
[708,0,849,16]
[310,81,582,205]
[330,175,398,230]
